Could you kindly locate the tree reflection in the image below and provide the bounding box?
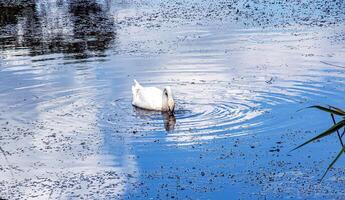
[0,0,116,58]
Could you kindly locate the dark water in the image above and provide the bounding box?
[0,0,345,199]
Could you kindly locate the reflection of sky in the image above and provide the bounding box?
[0,1,136,199]
[0,0,345,198]
[0,55,138,199]
[115,23,345,146]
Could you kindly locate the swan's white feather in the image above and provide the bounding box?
[132,80,164,111]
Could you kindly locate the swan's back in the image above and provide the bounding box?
[132,80,163,111]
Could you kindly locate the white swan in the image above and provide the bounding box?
[132,80,175,114]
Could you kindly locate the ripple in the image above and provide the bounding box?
[1,0,345,199]
[99,61,345,145]
[102,96,276,146]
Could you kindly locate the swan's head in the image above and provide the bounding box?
[162,86,175,114]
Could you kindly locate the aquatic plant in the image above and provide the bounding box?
[292,105,345,180]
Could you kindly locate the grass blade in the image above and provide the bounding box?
[328,105,345,116]
[320,145,345,180]
[330,113,344,147]
[291,119,345,151]
[308,105,345,116]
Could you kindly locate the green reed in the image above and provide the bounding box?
[292,105,345,180]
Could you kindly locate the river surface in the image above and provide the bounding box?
[0,0,345,199]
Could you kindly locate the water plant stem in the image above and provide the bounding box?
[330,113,344,147]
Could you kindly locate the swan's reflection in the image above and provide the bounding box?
[162,112,176,131]
[133,106,176,131]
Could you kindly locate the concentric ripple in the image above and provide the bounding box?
[1,0,345,199]
[102,93,287,145]
[101,62,345,146]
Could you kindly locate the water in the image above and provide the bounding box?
[0,0,345,199]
